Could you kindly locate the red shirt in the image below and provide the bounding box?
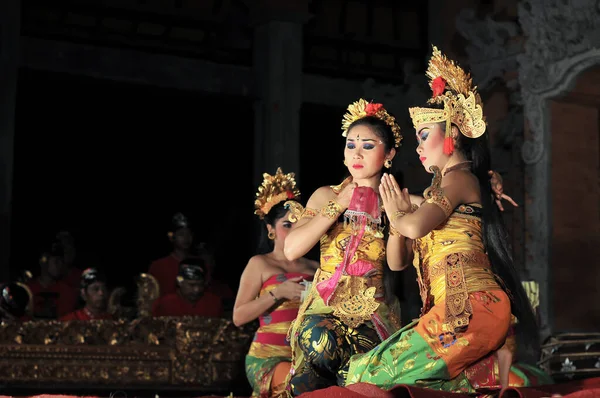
[152,291,224,318]
[60,308,113,321]
[148,254,181,297]
[206,280,234,300]
[27,279,78,319]
[64,267,83,289]
[149,253,233,302]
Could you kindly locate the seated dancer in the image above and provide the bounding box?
[345,45,550,392]
[148,212,194,297]
[0,282,32,324]
[152,257,223,318]
[60,268,113,321]
[282,100,404,395]
[233,168,318,398]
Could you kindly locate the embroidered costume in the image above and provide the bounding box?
[284,99,403,396]
[245,272,313,398]
[345,46,552,393]
[245,168,310,398]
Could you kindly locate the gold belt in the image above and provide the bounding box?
[430,265,500,302]
[314,269,381,328]
[428,251,501,331]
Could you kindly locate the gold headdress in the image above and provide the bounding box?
[409,45,486,154]
[341,98,402,148]
[254,167,301,219]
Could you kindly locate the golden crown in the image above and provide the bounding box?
[341,99,402,148]
[408,45,486,141]
[254,167,301,219]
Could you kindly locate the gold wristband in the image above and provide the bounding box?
[320,200,343,220]
[393,210,407,219]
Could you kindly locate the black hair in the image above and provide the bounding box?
[256,200,297,254]
[80,267,107,290]
[347,115,404,306]
[169,212,191,233]
[431,103,540,359]
[346,115,396,153]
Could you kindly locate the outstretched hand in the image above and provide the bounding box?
[488,170,519,211]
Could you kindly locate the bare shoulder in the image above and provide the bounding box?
[306,185,336,208]
[442,169,480,202]
[443,168,478,186]
[245,254,268,273]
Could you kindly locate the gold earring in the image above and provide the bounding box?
[268,231,276,240]
[384,159,392,168]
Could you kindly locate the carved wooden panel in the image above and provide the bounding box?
[0,316,256,390]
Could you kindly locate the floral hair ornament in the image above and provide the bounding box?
[254,167,301,219]
[341,99,402,148]
[409,45,487,155]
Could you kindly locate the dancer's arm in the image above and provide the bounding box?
[284,180,356,261]
[232,257,303,326]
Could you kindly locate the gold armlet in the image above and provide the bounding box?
[425,195,453,217]
[320,200,344,220]
[302,208,318,219]
[423,166,453,217]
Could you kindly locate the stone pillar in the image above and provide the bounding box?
[251,1,310,187]
[0,0,20,282]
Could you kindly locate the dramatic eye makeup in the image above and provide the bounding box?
[416,128,430,143]
[346,138,378,150]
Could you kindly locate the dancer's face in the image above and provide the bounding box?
[415,122,447,173]
[268,214,294,244]
[344,125,389,180]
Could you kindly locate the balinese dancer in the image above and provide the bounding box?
[345,45,550,393]
[282,100,404,395]
[234,168,318,398]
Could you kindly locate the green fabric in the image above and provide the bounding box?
[245,354,289,396]
[346,320,553,394]
[346,320,451,390]
[510,362,555,386]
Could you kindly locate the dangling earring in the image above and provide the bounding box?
[268,231,276,240]
[343,159,347,166]
[443,120,455,155]
[384,159,392,168]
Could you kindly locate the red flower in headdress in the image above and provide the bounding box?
[431,76,446,97]
[365,103,383,116]
[286,190,295,199]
